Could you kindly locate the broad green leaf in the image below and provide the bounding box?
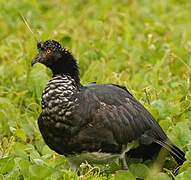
[19,159,30,177]
[13,142,27,150]
[176,169,191,180]
[13,149,28,160]
[114,170,136,180]
[129,163,149,179]
[0,157,14,174]
[152,173,171,180]
[29,165,52,179]
[41,145,53,155]
[159,120,170,132]
[13,129,26,142]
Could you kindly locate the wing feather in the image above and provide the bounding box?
[80,83,165,143]
[81,83,185,165]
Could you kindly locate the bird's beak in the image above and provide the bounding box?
[31,53,41,66]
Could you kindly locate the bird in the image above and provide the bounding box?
[31,39,186,172]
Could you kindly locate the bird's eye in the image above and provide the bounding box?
[46,49,51,54]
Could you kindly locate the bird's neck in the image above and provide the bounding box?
[51,55,82,88]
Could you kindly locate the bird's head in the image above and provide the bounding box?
[31,40,80,85]
[31,40,69,67]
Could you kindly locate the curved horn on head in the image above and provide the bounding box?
[19,12,40,44]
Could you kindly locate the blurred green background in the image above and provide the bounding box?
[0,0,191,179]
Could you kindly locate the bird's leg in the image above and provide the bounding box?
[119,142,138,171]
[119,144,129,171]
[77,170,81,176]
[119,155,128,171]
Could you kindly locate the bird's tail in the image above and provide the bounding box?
[154,139,186,166]
[170,144,186,166]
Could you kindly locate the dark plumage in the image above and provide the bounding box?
[32,39,186,171]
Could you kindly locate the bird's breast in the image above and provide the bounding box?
[41,75,77,122]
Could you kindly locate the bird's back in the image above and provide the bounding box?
[81,83,168,143]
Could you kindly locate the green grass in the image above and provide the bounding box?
[1,0,191,179]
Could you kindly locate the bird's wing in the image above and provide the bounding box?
[75,83,185,164]
[80,83,166,143]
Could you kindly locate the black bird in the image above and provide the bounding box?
[31,40,186,171]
